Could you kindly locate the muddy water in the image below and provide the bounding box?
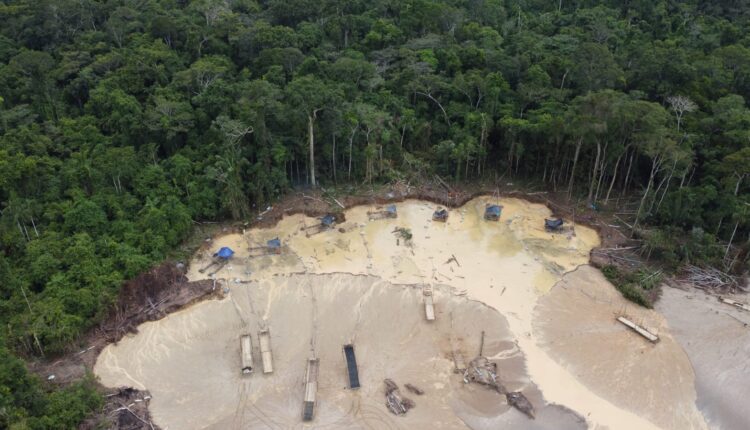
[95,197,705,429]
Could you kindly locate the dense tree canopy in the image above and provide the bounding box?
[1,0,750,425]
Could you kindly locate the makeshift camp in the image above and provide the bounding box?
[240,334,253,374]
[303,214,337,237]
[368,204,398,220]
[199,246,234,274]
[343,344,360,389]
[302,358,319,421]
[248,238,282,257]
[258,329,274,374]
[484,204,502,221]
[544,218,564,232]
[432,207,449,222]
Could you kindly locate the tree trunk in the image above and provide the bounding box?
[632,155,659,235]
[725,221,739,260]
[308,113,316,187]
[587,142,601,203]
[655,159,677,213]
[568,138,582,198]
[604,152,623,204]
[348,127,356,180]
[621,148,635,197]
[332,134,337,184]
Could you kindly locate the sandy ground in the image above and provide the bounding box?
[95,273,585,429]
[534,266,708,430]
[95,197,709,429]
[656,287,750,430]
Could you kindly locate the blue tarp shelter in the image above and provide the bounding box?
[214,247,235,259]
[386,205,397,215]
[321,214,336,227]
[267,238,281,249]
[484,204,502,220]
[545,218,564,231]
[433,208,448,221]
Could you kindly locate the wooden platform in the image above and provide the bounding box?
[617,316,659,343]
[720,297,750,312]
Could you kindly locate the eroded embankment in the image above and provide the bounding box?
[94,197,706,430]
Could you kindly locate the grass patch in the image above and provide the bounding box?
[601,265,662,308]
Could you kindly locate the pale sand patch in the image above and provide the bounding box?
[95,273,585,429]
[534,265,708,430]
[96,197,704,429]
[657,286,750,430]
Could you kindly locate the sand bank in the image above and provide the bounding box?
[534,266,708,430]
[656,286,750,430]
[95,197,705,429]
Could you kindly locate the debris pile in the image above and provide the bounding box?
[404,383,424,395]
[384,379,415,415]
[507,391,536,419]
[462,356,535,419]
[681,265,746,293]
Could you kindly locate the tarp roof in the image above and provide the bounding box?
[214,247,234,259]
[321,214,335,226]
[386,204,397,213]
[267,238,281,248]
[485,205,502,215]
[545,218,564,229]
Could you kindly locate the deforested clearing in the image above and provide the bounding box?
[95,197,709,429]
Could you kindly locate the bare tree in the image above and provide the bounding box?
[666,95,697,133]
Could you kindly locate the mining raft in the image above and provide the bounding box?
[484,204,503,221]
[302,358,319,421]
[368,204,398,220]
[432,207,449,222]
[258,329,274,374]
[199,246,234,275]
[304,214,337,237]
[248,238,282,257]
[240,334,254,374]
[343,344,361,389]
[544,218,564,232]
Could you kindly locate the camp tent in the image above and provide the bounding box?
[484,205,502,220]
[544,218,564,231]
[321,214,336,227]
[433,208,448,221]
[386,205,397,216]
[267,238,281,249]
[214,247,235,259]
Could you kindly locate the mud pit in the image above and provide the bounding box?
[95,197,707,429]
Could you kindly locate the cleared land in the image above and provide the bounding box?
[94,197,720,429]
